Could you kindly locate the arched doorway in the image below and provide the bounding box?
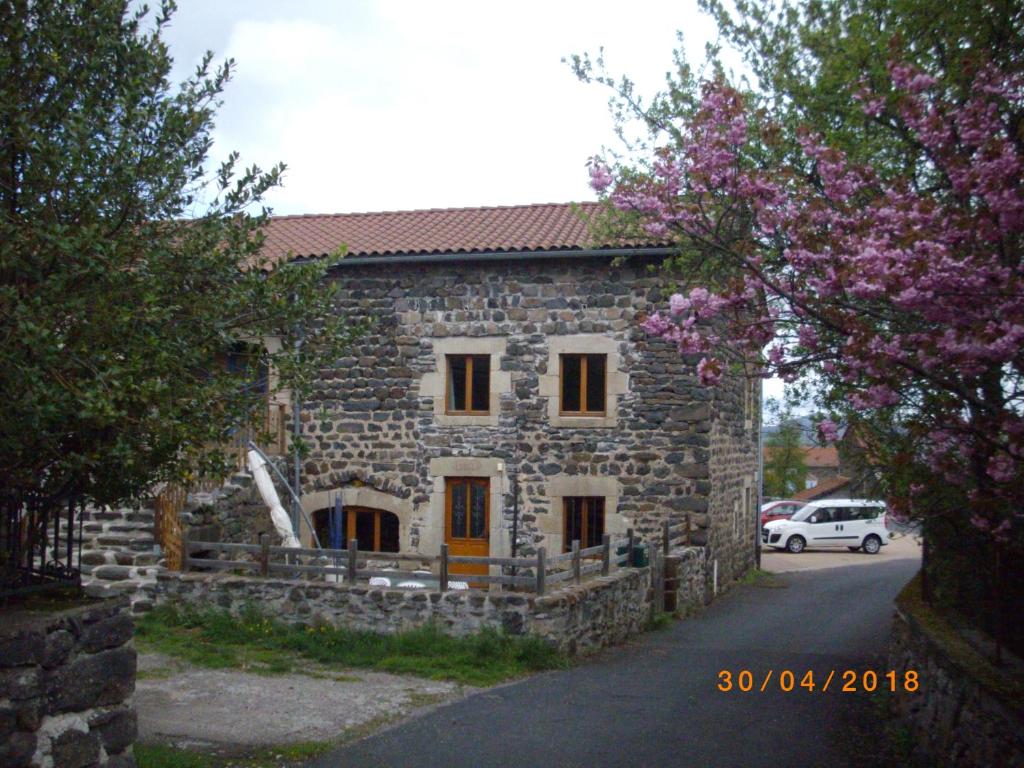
[312,506,399,553]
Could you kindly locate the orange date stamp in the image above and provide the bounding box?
[717,669,919,693]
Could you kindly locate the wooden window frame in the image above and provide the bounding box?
[336,506,399,553]
[445,477,490,541]
[445,354,490,415]
[562,496,605,551]
[559,354,607,416]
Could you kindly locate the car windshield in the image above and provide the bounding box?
[790,505,814,522]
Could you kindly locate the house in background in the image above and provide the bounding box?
[240,202,759,585]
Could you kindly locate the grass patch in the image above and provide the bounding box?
[135,741,332,768]
[645,610,674,631]
[135,603,569,686]
[738,568,785,587]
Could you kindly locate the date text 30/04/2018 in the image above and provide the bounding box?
[717,669,919,693]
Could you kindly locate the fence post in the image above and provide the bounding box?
[653,548,665,614]
[572,540,581,585]
[536,547,546,596]
[259,533,270,577]
[627,527,635,568]
[662,520,670,558]
[181,531,190,573]
[685,514,692,546]
[440,543,449,592]
[601,533,611,576]
[347,538,358,584]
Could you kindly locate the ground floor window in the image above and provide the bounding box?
[563,496,605,550]
[313,506,399,552]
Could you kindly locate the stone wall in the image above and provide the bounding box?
[663,545,708,613]
[707,375,760,587]
[295,256,758,569]
[888,592,1024,767]
[183,457,293,546]
[156,566,652,654]
[0,597,137,768]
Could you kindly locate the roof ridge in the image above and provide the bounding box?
[267,201,601,221]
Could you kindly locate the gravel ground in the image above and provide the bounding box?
[761,527,922,573]
[135,652,475,751]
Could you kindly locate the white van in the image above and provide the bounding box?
[762,499,888,554]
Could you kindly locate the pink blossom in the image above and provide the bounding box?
[817,420,840,443]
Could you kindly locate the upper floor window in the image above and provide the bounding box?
[446,354,490,415]
[560,354,606,416]
[563,496,605,550]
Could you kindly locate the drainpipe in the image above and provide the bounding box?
[291,324,304,538]
[756,378,764,569]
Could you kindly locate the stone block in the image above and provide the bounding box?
[46,646,136,713]
[0,731,36,768]
[89,706,138,753]
[51,727,101,768]
[0,667,42,701]
[79,612,134,654]
[42,629,75,669]
[0,629,44,668]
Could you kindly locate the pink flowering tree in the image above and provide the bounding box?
[586,58,1023,653]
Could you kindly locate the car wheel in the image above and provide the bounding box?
[786,535,806,554]
[862,535,882,555]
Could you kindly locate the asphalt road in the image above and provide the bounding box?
[310,558,919,768]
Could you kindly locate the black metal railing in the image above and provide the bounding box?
[1,492,82,599]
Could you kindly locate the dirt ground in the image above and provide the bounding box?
[761,528,922,573]
[134,653,475,753]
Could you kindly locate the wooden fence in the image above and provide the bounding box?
[182,527,651,596]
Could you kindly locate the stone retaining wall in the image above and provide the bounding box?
[0,596,137,768]
[888,588,1024,767]
[156,567,652,654]
[664,546,708,612]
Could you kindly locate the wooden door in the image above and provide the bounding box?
[445,478,489,580]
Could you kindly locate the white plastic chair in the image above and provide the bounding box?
[448,581,469,590]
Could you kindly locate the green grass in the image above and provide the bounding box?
[135,603,569,686]
[135,741,332,768]
[738,568,783,587]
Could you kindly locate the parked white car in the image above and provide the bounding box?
[761,499,889,554]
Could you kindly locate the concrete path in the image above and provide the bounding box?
[135,654,473,750]
[308,557,920,768]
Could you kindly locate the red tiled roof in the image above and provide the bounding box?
[763,446,839,468]
[257,202,659,263]
[792,475,852,501]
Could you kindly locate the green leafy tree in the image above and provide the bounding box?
[0,0,356,507]
[572,0,1024,657]
[764,421,808,498]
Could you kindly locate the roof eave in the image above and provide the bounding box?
[288,245,676,270]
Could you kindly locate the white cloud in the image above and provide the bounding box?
[164,0,730,215]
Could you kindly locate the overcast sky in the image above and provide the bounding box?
[160,0,728,216]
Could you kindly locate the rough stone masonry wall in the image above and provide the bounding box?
[0,597,137,768]
[707,374,760,588]
[889,603,1024,767]
[301,256,757,564]
[157,567,652,654]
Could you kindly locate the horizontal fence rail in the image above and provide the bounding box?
[181,525,653,595]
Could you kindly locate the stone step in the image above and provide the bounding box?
[95,534,154,548]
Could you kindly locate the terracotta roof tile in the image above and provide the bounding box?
[257,202,659,263]
[792,475,852,501]
[763,446,839,468]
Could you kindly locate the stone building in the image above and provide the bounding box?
[256,202,760,586]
